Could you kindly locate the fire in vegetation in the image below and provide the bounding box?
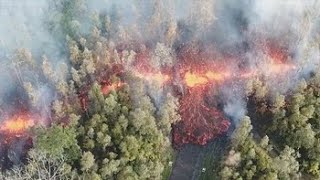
[133,71,171,85]
[0,115,34,134]
[184,70,231,87]
[0,113,35,168]
[101,82,126,95]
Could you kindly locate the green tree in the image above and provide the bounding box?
[80,151,95,172]
[33,123,80,160]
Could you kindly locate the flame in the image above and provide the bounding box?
[183,58,296,88]
[206,70,231,81]
[184,72,208,87]
[0,115,34,134]
[237,61,296,79]
[265,60,297,75]
[184,70,231,88]
[133,70,171,85]
[101,82,125,95]
[239,70,257,78]
[152,73,171,84]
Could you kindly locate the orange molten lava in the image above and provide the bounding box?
[0,115,34,134]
